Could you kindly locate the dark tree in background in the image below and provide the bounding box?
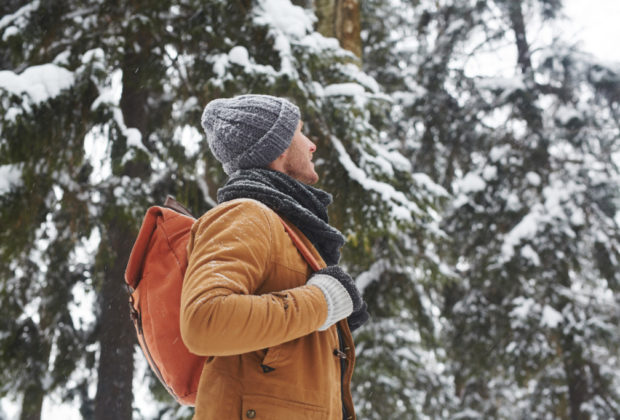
[0,1,207,418]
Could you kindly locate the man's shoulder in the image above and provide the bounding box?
[193,199,279,233]
[208,198,277,219]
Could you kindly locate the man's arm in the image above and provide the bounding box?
[180,200,328,357]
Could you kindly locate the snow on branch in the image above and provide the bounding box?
[252,0,349,78]
[324,83,366,97]
[356,259,389,294]
[0,164,23,195]
[499,176,587,263]
[331,135,422,221]
[253,0,313,77]
[254,0,315,39]
[0,0,40,32]
[87,64,148,160]
[0,64,74,104]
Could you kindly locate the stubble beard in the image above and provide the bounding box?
[284,160,319,185]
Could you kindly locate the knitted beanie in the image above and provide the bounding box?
[201,94,301,175]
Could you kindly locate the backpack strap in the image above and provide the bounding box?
[164,195,194,218]
[278,218,322,272]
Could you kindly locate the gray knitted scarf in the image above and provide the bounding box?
[217,168,345,266]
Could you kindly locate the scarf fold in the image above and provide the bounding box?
[217,168,345,266]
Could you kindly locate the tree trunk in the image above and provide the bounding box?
[504,0,547,163]
[19,382,45,420]
[315,0,362,58]
[93,219,135,420]
[562,334,590,420]
[18,319,51,420]
[506,1,532,76]
[93,31,153,420]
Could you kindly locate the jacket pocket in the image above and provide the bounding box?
[260,335,301,370]
[241,394,327,419]
[260,345,281,369]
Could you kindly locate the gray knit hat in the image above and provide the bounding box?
[201,94,301,175]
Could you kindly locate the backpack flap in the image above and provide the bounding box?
[124,204,202,406]
[125,206,163,291]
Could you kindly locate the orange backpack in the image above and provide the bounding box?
[124,197,319,406]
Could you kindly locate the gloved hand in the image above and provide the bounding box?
[348,301,370,332]
[307,266,363,331]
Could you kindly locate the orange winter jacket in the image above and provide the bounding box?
[180,198,356,420]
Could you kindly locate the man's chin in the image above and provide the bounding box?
[298,172,319,185]
[307,173,319,185]
[282,164,319,185]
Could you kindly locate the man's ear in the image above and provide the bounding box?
[268,151,287,172]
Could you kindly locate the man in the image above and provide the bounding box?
[180,94,369,419]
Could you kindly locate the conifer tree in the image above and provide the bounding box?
[1,1,446,418]
[361,0,620,418]
[0,1,205,418]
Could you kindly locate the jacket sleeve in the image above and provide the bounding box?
[180,200,329,357]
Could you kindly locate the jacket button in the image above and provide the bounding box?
[246,409,256,418]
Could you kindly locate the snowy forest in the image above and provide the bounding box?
[1,0,619,419]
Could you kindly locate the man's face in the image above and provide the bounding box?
[269,121,319,185]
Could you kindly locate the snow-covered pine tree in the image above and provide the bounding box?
[1,0,447,418]
[356,0,486,418]
[444,2,620,418]
[0,1,206,418]
[157,1,450,417]
[0,3,105,418]
[363,0,620,418]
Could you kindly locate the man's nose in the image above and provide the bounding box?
[309,141,317,153]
